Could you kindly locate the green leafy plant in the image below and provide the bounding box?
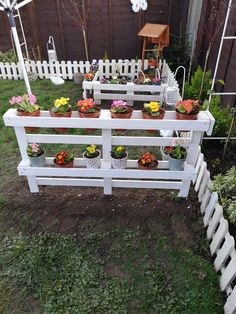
[111,146,127,159]
[209,95,232,137]
[210,166,236,224]
[0,49,18,63]
[168,145,187,160]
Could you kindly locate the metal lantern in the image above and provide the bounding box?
[165,86,179,107]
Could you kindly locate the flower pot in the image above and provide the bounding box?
[138,159,158,170]
[168,155,185,171]
[78,107,101,132]
[176,110,199,120]
[111,107,133,131]
[83,150,101,169]
[50,108,72,133]
[17,109,40,132]
[110,107,133,119]
[111,153,128,169]
[73,72,84,84]
[160,147,169,161]
[54,158,74,168]
[142,108,165,133]
[78,106,101,118]
[28,151,46,167]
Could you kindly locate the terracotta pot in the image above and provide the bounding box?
[54,158,74,168]
[110,107,133,119]
[138,159,158,170]
[50,108,72,133]
[176,109,199,120]
[111,107,133,131]
[142,108,165,133]
[78,106,101,118]
[17,109,40,132]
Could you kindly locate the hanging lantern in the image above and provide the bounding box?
[165,86,179,107]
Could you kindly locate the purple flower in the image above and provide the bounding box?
[111,100,127,108]
[9,95,24,105]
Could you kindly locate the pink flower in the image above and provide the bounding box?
[28,94,37,104]
[31,143,39,153]
[9,96,24,105]
[111,100,127,108]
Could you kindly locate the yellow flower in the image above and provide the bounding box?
[55,99,61,108]
[149,102,160,112]
[87,145,96,154]
[116,146,123,152]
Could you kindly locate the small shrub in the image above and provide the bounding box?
[210,166,236,224]
[0,50,18,63]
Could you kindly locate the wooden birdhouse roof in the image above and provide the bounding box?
[138,23,169,39]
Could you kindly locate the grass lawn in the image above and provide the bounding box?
[0,79,224,313]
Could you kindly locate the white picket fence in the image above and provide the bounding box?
[194,150,236,314]
[0,59,155,81]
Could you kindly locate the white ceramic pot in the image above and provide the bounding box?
[83,150,101,169]
[111,153,128,169]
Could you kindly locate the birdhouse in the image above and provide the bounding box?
[138,23,170,69]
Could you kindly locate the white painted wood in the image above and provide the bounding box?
[11,62,18,80]
[37,177,104,187]
[224,283,236,314]
[207,203,223,240]
[203,192,219,226]
[210,217,229,255]
[214,233,235,272]
[3,109,214,133]
[42,60,49,78]
[27,134,103,145]
[198,170,210,202]
[220,253,236,292]
[195,161,207,192]
[112,180,182,189]
[200,188,211,214]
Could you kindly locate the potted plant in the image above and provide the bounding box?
[9,94,40,132]
[167,145,187,171]
[138,153,158,170]
[111,146,128,169]
[77,98,101,118]
[176,99,200,120]
[142,102,165,120]
[160,146,173,161]
[54,151,74,168]
[83,145,101,169]
[83,72,95,81]
[27,143,46,167]
[73,72,84,84]
[50,97,72,132]
[110,100,133,119]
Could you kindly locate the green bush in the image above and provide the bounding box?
[184,66,212,102]
[0,49,18,63]
[210,95,232,137]
[210,166,236,224]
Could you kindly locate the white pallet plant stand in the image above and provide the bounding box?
[3,109,215,197]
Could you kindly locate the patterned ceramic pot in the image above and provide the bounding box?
[111,153,128,169]
[83,150,101,169]
[28,151,46,167]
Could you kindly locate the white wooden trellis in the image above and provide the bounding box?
[3,109,214,197]
[194,150,236,314]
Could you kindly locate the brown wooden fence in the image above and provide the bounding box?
[196,0,236,106]
[0,0,190,61]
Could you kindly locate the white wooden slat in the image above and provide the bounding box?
[220,253,236,292]
[78,60,84,74]
[11,62,18,80]
[112,136,190,147]
[130,59,136,79]
[124,60,129,76]
[67,61,73,79]
[214,233,235,272]
[72,61,79,74]
[105,59,110,77]
[117,59,123,76]
[203,192,219,226]
[31,61,37,74]
[207,203,223,240]
[224,284,236,314]
[42,60,49,78]
[200,188,211,214]
[112,180,182,189]
[195,161,207,192]
[37,177,103,187]
[3,109,214,133]
[36,60,43,79]
[111,59,116,76]
[198,170,210,202]
[55,61,61,76]
[27,134,103,145]
[210,217,229,255]
[60,61,67,79]
[85,61,91,73]
[0,62,6,79]
[24,61,31,74]
[5,62,12,79]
